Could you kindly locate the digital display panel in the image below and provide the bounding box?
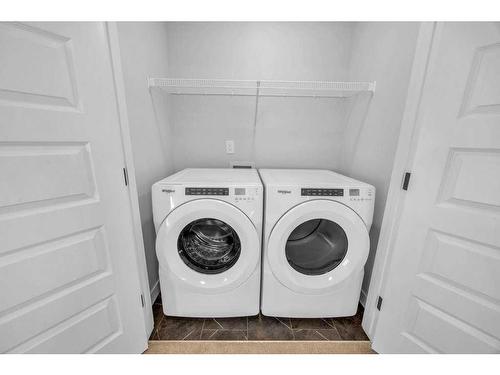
[235,188,246,195]
[349,189,360,196]
[301,188,343,196]
[185,187,229,196]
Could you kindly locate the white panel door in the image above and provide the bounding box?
[372,22,500,353]
[0,22,147,353]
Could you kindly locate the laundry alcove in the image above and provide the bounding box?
[146,77,377,344]
[114,21,421,350]
[114,22,421,338]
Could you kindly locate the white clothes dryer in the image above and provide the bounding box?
[152,168,263,317]
[259,169,375,318]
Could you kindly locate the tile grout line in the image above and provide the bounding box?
[330,319,347,340]
[276,317,292,330]
[331,321,342,339]
[208,330,218,339]
[315,330,330,341]
[200,318,206,340]
[322,318,335,329]
[289,319,299,341]
[181,329,196,340]
[213,318,224,329]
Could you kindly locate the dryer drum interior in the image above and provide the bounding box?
[285,218,348,276]
[177,218,242,274]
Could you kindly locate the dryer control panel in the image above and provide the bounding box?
[301,188,344,196]
[185,187,229,196]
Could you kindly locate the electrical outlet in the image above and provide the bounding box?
[225,140,235,154]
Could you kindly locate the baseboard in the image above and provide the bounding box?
[150,279,160,304]
[145,340,374,354]
[360,288,367,308]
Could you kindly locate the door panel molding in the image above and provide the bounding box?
[459,42,500,117]
[0,22,82,112]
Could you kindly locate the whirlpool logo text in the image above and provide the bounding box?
[277,190,292,194]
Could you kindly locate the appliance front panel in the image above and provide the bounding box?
[265,184,375,231]
[156,199,261,294]
[266,200,370,294]
[152,183,262,232]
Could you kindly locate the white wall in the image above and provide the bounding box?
[164,22,354,171]
[166,22,353,80]
[119,22,420,304]
[117,22,174,299]
[162,23,419,304]
[344,22,420,302]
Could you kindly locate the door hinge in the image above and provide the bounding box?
[140,293,145,308]
[123,167,129,186]
[376,296,383,311]
[402,172,411,191]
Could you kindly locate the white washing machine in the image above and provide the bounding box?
[259,169,375,318]
[152,168,263,317]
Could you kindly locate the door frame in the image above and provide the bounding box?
[362,22,438,339]
[105,22,154,337]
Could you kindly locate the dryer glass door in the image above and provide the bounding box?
[178,218,241,274]
[285,219,348,275]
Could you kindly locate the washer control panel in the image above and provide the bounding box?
[234,187,259,202]
[349,188,374,202]
[185,187,229,196]
[301,188,344,197]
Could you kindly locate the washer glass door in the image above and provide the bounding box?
[178,218,241,274]
[156,199,260,293]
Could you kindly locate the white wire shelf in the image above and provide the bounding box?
[148,78,375,98]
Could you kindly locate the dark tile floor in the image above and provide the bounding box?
[150,295,369,341]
